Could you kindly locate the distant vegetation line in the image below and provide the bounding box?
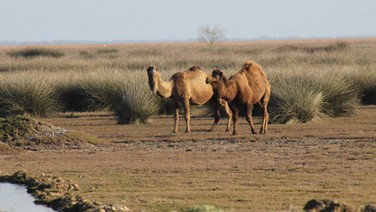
[1,36,375,46]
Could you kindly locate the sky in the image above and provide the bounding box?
[1,0,376,43]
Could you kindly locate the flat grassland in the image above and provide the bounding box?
[0,106,375,211]
[0,39,376,211]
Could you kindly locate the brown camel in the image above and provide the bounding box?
[206,60,271,135]
[146,65,232,133]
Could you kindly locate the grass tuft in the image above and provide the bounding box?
[0,78,57,117]
[270,77,324,123]
[344,69,376,105]
[318,76,360,117]
[269,73,360,123]
[79,77,122,112]
[113,75,160,124]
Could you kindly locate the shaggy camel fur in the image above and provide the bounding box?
[206,60,271,135]
[146,65,231,133]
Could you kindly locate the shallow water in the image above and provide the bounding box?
[0,183,54,212]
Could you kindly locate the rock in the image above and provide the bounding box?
[304,199,353,212]
[363,204,376,212]
[68,183,80,191]
[304,199,326,211]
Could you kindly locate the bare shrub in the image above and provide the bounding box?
[197,24,225,47]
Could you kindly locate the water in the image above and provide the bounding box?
[0,183,54,212]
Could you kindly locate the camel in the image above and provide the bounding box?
[146,65,232,133]
[206,60,271,135]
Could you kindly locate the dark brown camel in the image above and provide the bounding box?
[206,60,271,135]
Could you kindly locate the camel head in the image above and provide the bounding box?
[206,69,225,89]
[146,65,159,94]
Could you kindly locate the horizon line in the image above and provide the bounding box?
[1,35,376,46]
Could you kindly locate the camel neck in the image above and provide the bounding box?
[155,74,173,98]
[219,80,237,101]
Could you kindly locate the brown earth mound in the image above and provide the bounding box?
[0,116,100,152]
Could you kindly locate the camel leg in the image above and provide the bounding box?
[246,103,258,134]
[209,99,232,132]
[221,100,232,132]
[260,100,269,134]
[183,99,191,133]
[231,104,239,135]
[209,101,220,132]
[173,101,179,133]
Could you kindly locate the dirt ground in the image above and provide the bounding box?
[1,106,376,211]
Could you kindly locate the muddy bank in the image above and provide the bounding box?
[0,171,129,212]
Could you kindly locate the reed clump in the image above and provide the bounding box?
[113,75,160,124]
[0,77,57,117]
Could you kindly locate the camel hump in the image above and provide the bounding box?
[188,66,203,72]
[241,60,264,74]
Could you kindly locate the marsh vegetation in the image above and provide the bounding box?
[0,39,375,124]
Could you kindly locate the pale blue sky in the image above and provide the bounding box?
[1,0,375,43]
